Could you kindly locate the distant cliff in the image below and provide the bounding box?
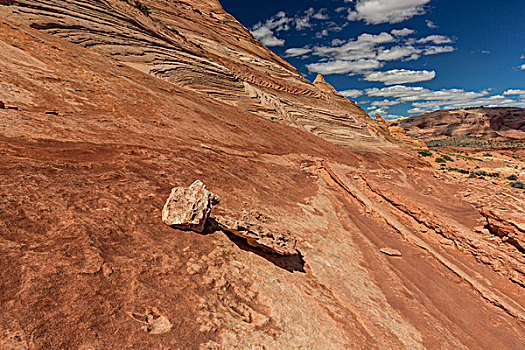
[389,107,525,141]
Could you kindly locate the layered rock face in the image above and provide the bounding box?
[0,2,525,350]
[390,107,525,141]
[0,0,387,149]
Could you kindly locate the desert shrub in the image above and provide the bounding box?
[483,153,492,157]
[507,174,518,181]
[442,154,453,161]
[468,173,476,178]
[418,150,432,157]
[448,167,469,174]
[509,181,525,189]
[488,172,500,178]
[435,157,447,163]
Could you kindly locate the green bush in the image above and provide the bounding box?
[418,150,432,157]
[435,157,447,163]
[442,154,453,161]
[509,181,525,189]
[507,174,518,181]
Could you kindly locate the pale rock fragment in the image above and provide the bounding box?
[162,180,220,232]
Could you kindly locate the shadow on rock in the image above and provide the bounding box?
[206,218,306,273]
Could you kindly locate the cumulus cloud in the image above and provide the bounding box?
[417,35,453,44]
[426,20,438,28]
[306,59,383,75]
[504,89,525,95]
[366,85,524,113]
[371,99,400,107]
[301,31,454,74]
[391,28,415,36]
[364,69,436,85]
[250,11,290,46]
[423,45,455,55]
[284,47,313,57]
[250,8,329,47]
[346,0,431,24]
[376,46,420,61]
[520,64,525,70]
[340,89,364,98]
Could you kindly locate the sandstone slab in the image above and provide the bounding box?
[216,211,298,256]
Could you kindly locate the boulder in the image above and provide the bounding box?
[0,100,4,109]
[162,180,220,232]
[216,211,298,256]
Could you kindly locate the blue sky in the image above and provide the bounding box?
[220,0,525,118]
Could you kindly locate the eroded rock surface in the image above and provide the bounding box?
[481,207,525,253]
[162,180,220,232]
[216,211,298,256]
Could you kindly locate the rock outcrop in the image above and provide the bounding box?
[216,211,298,256]
[162,180,220,232]
[481,207,525,253]
[389,107,525,141]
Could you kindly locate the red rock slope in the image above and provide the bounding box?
[0,2,524,349]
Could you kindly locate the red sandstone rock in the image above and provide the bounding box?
[380,248,402,257]
[215,211,298,256]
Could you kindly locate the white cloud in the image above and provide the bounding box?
[304,29,455,77]
[364,69,436,85]
[371,99,400,107]
[312,8,329,20]
[346,0,431,24]
[306,59,383,75]
[417,35,453,44]
[376,45,420,61]
[504,89,525,95]
[391,28,415,36]
[366,85,525,114]
[316,29,329,38]
[340,89,364,98]
[250,11,290,46]
[521,54,525,59]
[520,64,525,70]
[423,45,455,55]
[250,8,330,47]
[284,47,312,57]
[425,19,438,28]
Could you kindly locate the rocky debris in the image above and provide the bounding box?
[481,207,524,252]
[0,100,4,109]
[380,248,402,257]
[216,211,298,256]
[45,110,59,115]
[131,309,172,335]
[162,180,220,233]
[200,144,212,150]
